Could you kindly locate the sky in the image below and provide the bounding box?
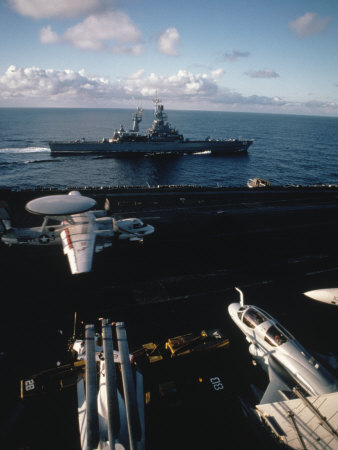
[0,0,338,116]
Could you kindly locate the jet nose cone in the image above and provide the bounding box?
[304,288,338,305]
[228,302,240,321]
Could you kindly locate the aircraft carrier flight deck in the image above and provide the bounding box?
[1,185,338,449]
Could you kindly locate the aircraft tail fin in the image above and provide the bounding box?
[104,197,111,213]
[0,201,12,232]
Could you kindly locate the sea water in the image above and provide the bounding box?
[0,107,338,189]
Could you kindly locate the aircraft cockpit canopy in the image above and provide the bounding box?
[240,307,267,329]
[133,220,144,229]
[264,325,288,347]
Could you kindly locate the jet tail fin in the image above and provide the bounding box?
[0,201,12,232]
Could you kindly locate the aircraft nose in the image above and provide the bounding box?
[228,303,240,321]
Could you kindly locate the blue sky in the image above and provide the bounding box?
[0,0,337,115]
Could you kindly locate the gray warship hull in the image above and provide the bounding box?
[49,138,253,155]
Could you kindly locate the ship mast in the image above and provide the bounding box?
[153,93,167,124]
[131,106,143,132]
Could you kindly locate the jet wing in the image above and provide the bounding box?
[260,359,291,405]
[60,220,96,275]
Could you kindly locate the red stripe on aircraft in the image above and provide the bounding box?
[64,228,73,250]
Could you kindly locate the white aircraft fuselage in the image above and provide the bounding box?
[228,299,337,401]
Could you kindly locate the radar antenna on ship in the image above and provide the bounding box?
[153,93,167,123]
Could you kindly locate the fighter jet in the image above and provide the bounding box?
[304,288,338,306]
[228,288,337,404]
[0,191,154,275]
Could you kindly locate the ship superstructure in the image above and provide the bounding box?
[146,97,183,142]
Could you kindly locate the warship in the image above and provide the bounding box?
[49,97,253,156]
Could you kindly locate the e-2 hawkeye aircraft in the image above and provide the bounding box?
[228,288,337,404]
[0,191,154,275]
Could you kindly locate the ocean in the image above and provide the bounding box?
[1,107,338,189]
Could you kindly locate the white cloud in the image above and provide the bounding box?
[114,69,288,110]
[1,65,337,115]
[110,44,144,55]
[289,12,331,38]
[245,69,279,79]
[210,68,225,80]
[223,50,250,62]
[304,100,338,110]
[157,28,180,56]
[0,65,123,105]
[0,66,233,107]
[123,69,218,99]
[9,0,106,19]
[40,12,143,53]
[40,26,60,44]
[126,69,145,80]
